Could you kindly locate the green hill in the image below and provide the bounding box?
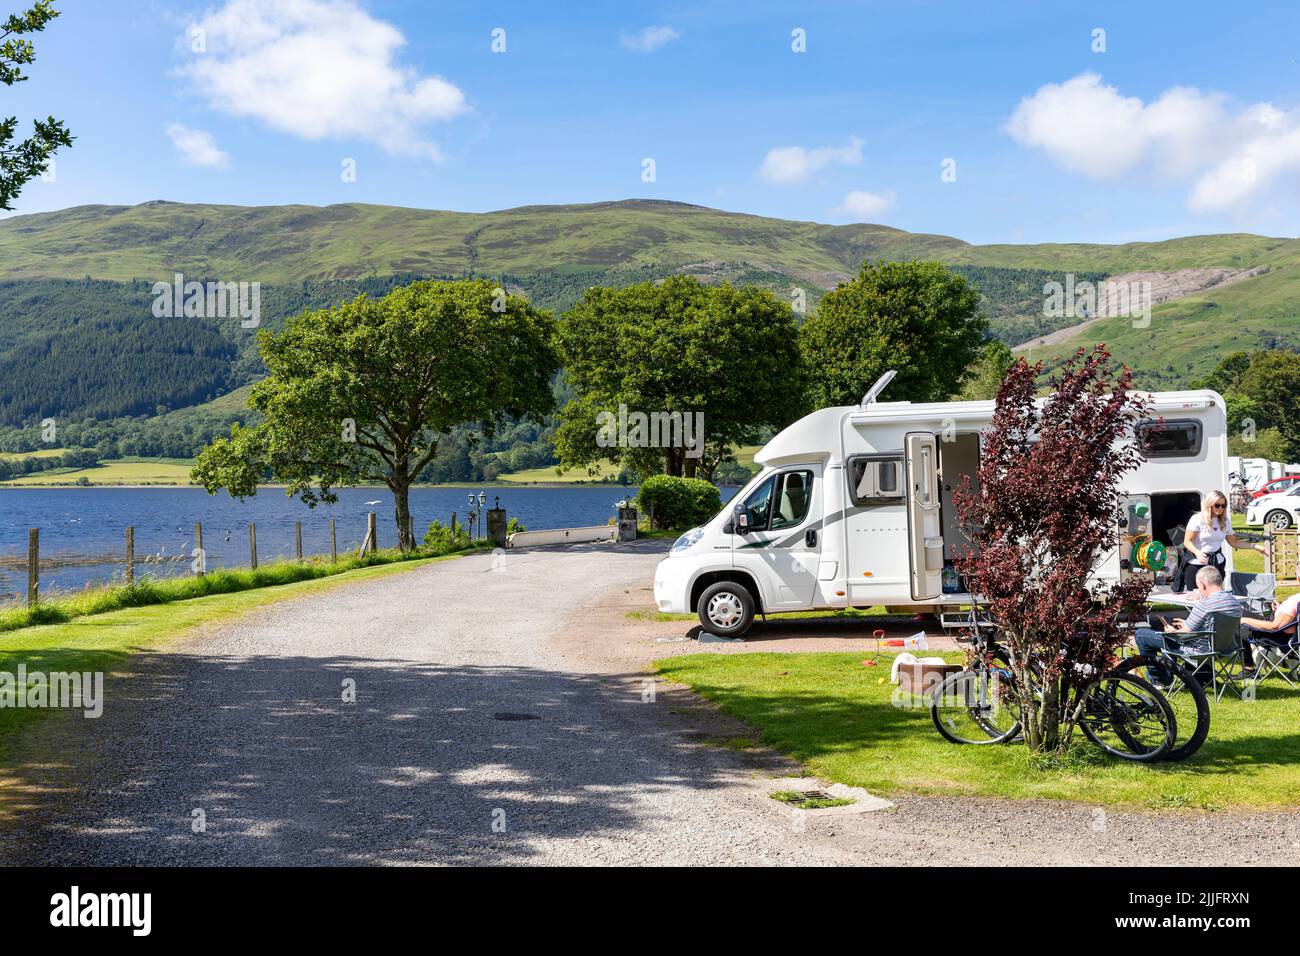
[0,198,1296,420]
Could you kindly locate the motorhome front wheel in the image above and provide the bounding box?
[698,581,755,638]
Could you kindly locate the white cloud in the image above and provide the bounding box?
[166,123,231,168]
[180,0,467,162]
[619,26,680,53]
[834,190,896,221]
[758,136,863,184]
[1005,71,1300,212]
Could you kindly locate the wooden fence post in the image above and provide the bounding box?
[366,512,378,554]
[451,512,457,536]
[194,521,205,576]
[295,521,303,561]
[125,526,135,586]
[27,527,38,607]
[249,522,258,570]
[330,518,337,563]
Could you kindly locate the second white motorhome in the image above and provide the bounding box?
[654,373,1229,637]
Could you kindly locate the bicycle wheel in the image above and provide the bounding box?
[1111,655,1210,761]
[1079,673,1176,762]
[931,665,1021,744]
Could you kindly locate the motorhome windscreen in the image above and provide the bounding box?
[1135,418,1203,458]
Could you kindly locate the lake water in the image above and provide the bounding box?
[0,485,733,604]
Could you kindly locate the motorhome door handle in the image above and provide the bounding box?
[805,528,817,547]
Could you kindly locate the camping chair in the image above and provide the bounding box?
[1229,572,1277,619]
[1159,613,1245,701]
[1245,619,1300,688]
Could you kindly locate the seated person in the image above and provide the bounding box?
[1134,566,1243,687]
[1239,591,1300,678]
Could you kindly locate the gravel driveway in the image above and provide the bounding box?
[2,541,1296,866]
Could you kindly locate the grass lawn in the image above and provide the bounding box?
[0,554,455,749]
[654,650,1300,810]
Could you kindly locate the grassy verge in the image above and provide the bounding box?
[0,545,487,635]
[654,651,1300,810]
[0,555,465,748]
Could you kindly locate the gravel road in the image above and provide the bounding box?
[2,541,1296,866]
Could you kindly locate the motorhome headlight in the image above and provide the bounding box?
[671,527,705,554]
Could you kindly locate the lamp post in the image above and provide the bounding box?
[467,492,478,541]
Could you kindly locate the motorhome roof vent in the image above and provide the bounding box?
[860,369,897,408]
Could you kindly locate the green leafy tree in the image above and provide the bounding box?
[1196,349,1300,459]
[1238,351,1300,459]
[555,276,805,479]
[192,280,559,550]
[2,1,72,210]
[800,260,986,408]
[952,340,1013,401]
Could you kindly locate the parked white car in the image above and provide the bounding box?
[1248,490,1300,531]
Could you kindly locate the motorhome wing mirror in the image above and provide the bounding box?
[732,504,749,532]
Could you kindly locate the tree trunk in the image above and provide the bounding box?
[394,481,414,551]
[663,447,683,477]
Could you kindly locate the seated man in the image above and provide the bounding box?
[1134,566,1243,688]
[1239,591,1300,678]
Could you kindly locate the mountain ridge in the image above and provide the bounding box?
[1,198,1298,401]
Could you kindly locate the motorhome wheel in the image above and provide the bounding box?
[698,581,755,638]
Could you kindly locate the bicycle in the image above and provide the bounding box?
[1109,652,1210,762]
[931,633,1179,762]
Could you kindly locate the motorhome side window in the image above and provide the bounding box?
[848,455,904,505]
[739,471,813,531]
[769,471,813,530]
[1135,418,1203,458]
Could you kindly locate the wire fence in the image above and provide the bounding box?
[0,509,488,608]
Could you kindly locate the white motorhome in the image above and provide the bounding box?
[654,373,1230,637]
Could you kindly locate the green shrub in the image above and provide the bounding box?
[637,475,722,530]
[506,517,527,535]
[423,518,471,554]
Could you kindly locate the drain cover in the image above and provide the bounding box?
[493,712,541,721]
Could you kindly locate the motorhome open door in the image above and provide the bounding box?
[905,431,943,601]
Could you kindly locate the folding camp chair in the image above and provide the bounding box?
[1229,572,1276,619]
[1245,620,1300,688]
[1160,613,1245,701]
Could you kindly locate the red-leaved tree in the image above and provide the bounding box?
[952,347,1153,753]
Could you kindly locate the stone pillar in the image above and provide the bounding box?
[618,505,638,542]
[486,505,507,548]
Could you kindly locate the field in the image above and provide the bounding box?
[0,458,195,486]
[496,459,625,484]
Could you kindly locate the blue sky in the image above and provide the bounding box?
[6,0,1300,244]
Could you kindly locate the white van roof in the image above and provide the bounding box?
[755,389,1224,468]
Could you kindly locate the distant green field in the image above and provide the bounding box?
[497,459,626,484]
[0,459,194,486]
[0,448,66,461]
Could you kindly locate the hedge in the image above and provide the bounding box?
[637,475,723,530]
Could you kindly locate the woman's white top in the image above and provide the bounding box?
[1186,512,1232,564]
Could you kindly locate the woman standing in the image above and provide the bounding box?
[1177,490,1266,592]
